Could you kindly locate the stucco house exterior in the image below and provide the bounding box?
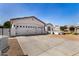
[75,26,79,34]
[45,23,54,34]
[10,16,47,36]
[65,25,79,34]
[10,16,79,36]
[45,23,61,34]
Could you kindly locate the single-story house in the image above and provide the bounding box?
[75,26,79,34]
[10,16,47,36]
[45,23,54,34]
[45,23,61,34]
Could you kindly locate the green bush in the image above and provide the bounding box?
[73,32,78,35]
[3,21,12,28]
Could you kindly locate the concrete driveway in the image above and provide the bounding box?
[16,35,79,56]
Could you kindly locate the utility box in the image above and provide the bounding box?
[0,35,8,56]
[0,51,1,55]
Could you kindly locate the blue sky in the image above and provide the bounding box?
[0,3,79,25]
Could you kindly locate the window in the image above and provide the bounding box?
[32,26,34,28]
[28,26,30,28]
[31,26,32,28]
[23,26,25,28]
[17,26,18,28]
[29,26,31,28]
[38,27,40,28]
[48,26,51,31]
[26,26,27,28]
[20,26,22,27]
[14,25,15,27]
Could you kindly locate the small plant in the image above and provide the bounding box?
[73,32,78,35]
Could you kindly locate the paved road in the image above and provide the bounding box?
[16,35,79,56]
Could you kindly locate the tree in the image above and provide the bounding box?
[60,26,64,31]
[60,26,67,31]
[69,26,75,33]
[3,21,12,28]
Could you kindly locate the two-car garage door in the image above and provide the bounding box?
[16,27,43,36]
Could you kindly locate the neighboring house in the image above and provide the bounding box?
[75,26,79,34]
[45,23,61,34]
[66,24,79,34]
[53,25,61,34]
[53,25,60,32]
[75,23,79,34]
[45,23,54,34]
[10,16,46,36]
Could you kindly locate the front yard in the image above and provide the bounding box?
[16,35,79,56]
[2,34,79,56]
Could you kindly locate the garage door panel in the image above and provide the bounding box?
[16,27,44,36]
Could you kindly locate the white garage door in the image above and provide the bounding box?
[16,26,44,36]
[16,28,25,36]
[16,28,36,36]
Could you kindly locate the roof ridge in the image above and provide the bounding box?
[10,16,46,25]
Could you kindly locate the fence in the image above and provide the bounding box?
[0,28,11,36]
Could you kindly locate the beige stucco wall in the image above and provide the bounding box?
[77,29,79,33]
[11,17,44,27]
[11,17,45,36]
